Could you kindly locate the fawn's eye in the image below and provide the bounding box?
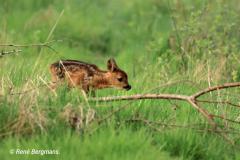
[117,77,123,82]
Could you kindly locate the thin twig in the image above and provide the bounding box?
[127,118,240,134]
[0,49,22,57]
[187,98,216,127]
[211,114,240,125]
[0,40,62,53]
[197,99,240,108]
[192,82,240,99]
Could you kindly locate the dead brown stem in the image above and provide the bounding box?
[0,39,62,53]
[211,114,240,125]
[91,94,189,102]
[0,49,22,57]
[192,82,240,99]
[197,99,240,108]
[127,118,240,134]
[187,99,216,128]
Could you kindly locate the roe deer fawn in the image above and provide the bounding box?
[49,58,131,94]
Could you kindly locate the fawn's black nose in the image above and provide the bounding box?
[123,85,131,91]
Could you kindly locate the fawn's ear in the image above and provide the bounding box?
[107,58,118,72]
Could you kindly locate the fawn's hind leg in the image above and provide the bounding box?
[49,65,63,90]
[81,88,95,97]
[88,88,96,97]
[80,82,96,97]
[49,73,57,89]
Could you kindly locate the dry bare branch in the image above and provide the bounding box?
[0,49,22,57]
[0,39,62,53]
[126,118,240,134]
[197,99,240,108]
[192,82,240,99]
[91,94,189,102]
[211,114,240,125]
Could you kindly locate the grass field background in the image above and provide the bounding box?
[1,0,240,159]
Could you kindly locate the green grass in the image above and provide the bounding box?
[1,0,240,159]
[0,129,178,160]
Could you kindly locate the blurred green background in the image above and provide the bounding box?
[0,0,240,159]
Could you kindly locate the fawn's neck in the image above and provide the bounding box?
[92,72,112,89]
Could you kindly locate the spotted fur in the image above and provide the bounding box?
[49,58,131,94]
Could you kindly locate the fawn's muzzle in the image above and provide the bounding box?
[123,85,131,91]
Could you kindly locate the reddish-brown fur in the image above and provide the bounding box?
[49,58,131,94]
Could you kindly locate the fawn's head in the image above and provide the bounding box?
[106,58,131,91]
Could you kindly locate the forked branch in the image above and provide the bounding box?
[91,82,240,102]
[91,82,240,143]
